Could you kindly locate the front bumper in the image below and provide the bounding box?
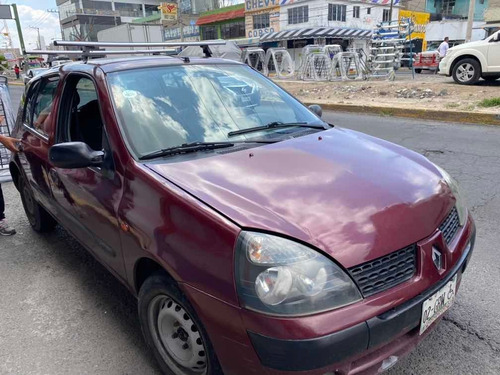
[183,216,475,375]
[438,57,452,76]
[249,234,474,372]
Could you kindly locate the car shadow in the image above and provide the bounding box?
[39,225,162,374]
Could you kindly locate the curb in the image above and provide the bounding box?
[302,102,500,126]
[7,81,25,87]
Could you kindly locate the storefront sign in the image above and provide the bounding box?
[246,0,280,11]
[164,25,200,40]
[159,2,178,21]
[399,10,430,49]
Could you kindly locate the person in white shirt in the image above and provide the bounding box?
[438,37,449,58]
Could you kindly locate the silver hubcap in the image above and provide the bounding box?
[457,63,475,82]
[148,295,207,374]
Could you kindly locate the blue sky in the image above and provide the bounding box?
[14,1,57,10]
[3,1,60,50]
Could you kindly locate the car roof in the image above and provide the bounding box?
[85,56,244,73]
[28,56,245,84]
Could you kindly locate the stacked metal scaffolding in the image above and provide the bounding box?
[243,48,268,75]
[264,48,295,79]
[368,20,414,80]
[0,77,14,183]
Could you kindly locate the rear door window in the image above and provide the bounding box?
[32,77,59,136]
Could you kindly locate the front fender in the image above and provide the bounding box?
[451,49,488,72]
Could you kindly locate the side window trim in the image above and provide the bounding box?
[23,75,60,142]
[22,80,40,128]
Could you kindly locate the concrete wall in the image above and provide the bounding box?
[426,20,487,42]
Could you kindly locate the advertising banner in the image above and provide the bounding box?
[159,2,178,21]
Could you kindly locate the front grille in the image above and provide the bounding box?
[348,244,417,297]
[439,207,460,245]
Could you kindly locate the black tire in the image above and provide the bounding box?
[452,58,481,85]
[138,272,223,375]
[482,75,500,82]
[19,175,57,232]
[415,69,422,74]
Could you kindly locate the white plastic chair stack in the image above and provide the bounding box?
[243,48,268,76]
[264,48,295,79]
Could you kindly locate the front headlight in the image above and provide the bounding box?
[235,232,362,316]
[433,164,467,226]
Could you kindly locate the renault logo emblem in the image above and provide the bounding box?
[432,247,443,270]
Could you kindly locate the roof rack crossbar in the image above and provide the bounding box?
[53,40,225,57]
[53,40,226,48]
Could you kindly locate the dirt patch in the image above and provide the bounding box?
[275,73,500,114]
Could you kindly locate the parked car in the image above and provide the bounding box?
[51,59,72,67]
[23,68,49,84]
[439,30,500,84]
[10,56,475,375]
[413,51,440,73]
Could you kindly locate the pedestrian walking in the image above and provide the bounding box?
[14,65,20,80]
[438,37,450,58]
[0,134,21,235]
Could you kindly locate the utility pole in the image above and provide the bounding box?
[29,26,41,49]
[11,4,26,54]
[465,0,476,42]
[389,0,394,22]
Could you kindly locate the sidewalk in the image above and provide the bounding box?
[275,74,500,126]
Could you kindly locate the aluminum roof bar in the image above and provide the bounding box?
[53,40,226,58]
[53,40,226,48]
[25,50,85,55]
[26,49,178,55]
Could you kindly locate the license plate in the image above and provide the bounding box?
[420,274,457,335]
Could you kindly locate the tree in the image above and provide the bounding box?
[69,17,95,41]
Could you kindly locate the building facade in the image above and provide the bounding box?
[279,0,400,32]
[197,4,246,41]
[57,0,165,41]
[244,0,281,38]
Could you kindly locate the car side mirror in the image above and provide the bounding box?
[491,33,500,42]
[49,142,104,169]
[308,104,323,118]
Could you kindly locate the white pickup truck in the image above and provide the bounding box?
[439,30,500,84]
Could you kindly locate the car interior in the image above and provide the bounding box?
[68,77,104,152]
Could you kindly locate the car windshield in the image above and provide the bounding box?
[107,64,324,157]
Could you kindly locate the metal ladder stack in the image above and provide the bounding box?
[0,77,12,182]
[368,20,414,80]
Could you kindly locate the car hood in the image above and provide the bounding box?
[146,128,454,268]
[449,40,487,51]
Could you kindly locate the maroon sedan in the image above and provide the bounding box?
[10,56,474,375]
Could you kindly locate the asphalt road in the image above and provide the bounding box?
[1,85,499,374]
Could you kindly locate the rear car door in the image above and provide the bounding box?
[48,74,126,279]
[18,76,60,215]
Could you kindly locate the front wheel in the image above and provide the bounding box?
[452,58,481,85]
[414,68,422,74]
[19,175,57,232]
[138,273,222,375]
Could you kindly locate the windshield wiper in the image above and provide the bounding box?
[139,140,275,160]
[227,122,326,137]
